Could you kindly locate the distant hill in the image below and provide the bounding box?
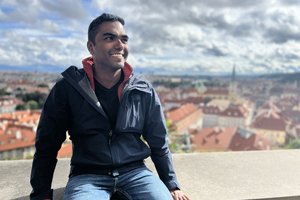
[258,72,300,83]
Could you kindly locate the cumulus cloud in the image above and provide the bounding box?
[40,0,87,20]
[0,0,299,74]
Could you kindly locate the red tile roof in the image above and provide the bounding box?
[201,105,221,115]
[0,124,36,152]
[0,111,39,153]
[281,110,300,123]
[166,103,200,124]
[191,127,237,151]
[228,129,270,151]
[58,143,72,158]
[220,104,249,118]
[204,88,229,95]
[182,97,205,105]
[251,110,288,131]
[0,140,34,152]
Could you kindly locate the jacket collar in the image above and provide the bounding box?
[82,56,133,100]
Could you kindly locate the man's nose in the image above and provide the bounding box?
[114,39,124,49]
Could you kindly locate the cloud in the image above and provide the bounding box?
[203,44,229,57]
[279,0,300,6]
[40,0,87,20]
[0,0,299,74]
[0,0,40,24]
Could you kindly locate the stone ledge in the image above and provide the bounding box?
[1,150,300,200]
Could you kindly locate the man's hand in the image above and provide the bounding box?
[170,189,190,200]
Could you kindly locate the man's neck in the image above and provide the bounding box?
[93,66,122,89]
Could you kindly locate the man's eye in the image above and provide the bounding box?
[122,38,128,43]
[104,36,114,41]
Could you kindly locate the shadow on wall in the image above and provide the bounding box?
[13,188,129,200]
[13,188,64,200]
[12,188,300,200]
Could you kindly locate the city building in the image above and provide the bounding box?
[166,103,203,136]
[251,110,289,147]
[218,103,251,127]
[0,97,18,114]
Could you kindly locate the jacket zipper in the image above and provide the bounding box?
[108,129,116,167]
[108,129,112,145]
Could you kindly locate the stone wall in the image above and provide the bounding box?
[1,150,300,200]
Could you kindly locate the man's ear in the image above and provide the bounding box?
[87,41,94,55]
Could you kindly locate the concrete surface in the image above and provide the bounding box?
[1,150,300,200]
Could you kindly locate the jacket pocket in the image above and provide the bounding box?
[118,94,145,132]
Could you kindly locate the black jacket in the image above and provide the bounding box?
[30,59,179,199]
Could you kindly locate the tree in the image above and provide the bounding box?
[37,83,49,88]
[285,139,300,149]
[16,104,26,110]
[0,88,9,96]
[16,91,47,109]
[166,119,180,152]
[26,100,39,110]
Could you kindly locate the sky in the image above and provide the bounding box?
[0,0,300,75]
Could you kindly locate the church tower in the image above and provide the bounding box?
[229,65,237,103]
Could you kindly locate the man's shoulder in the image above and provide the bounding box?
[131,74,152,86]
[51,66,85,89]
[62,65,85,76]
[130,74,154,92]
[61,65,85,81]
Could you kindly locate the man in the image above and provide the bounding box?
[30,13,189,200]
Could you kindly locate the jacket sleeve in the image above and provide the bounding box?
[30,79,68,200]
[143,87,180,190]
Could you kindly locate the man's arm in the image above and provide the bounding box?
[143,88,190,200]
[143,88,179,190]
[30,80,68,200]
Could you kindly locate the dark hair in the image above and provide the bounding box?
[88,13,125,44]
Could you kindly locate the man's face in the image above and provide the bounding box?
[88,21,129,71]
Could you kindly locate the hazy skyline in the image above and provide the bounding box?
[0,0,300,75]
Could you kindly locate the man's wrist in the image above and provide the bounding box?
[170,187,180,191]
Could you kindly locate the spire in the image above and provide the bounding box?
[231,64,236,83]
[229,64,237,103]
